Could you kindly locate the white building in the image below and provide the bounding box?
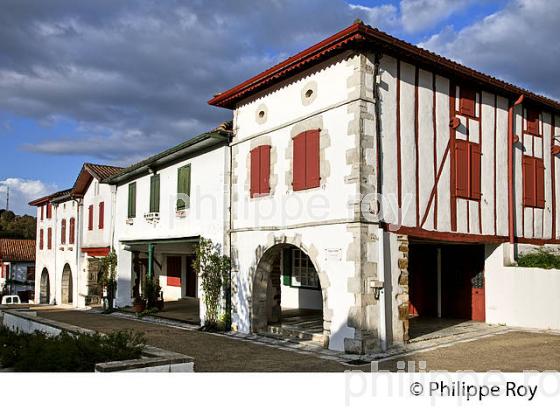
[209,21,560,353]
[30,164,122,307]
[105,126,231,319]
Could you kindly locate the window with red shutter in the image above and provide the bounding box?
[455,140,481,200]
[47,228,52,250]
[292,130,321,191]
[88,205,93,230]
[470,143,482,200]
[99,202,105,229]
[526,109,540,135]
[535,158,545,208]
[40,206,44,220]
[69,218,75,244]
[61,219,66,245]
[250,145,271,197]
[455,140,469,198]
[46,203,52,219]
[523,155,545,208]
[39,229,44,250]
[460,86,476,117]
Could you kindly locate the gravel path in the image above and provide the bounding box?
[37,310,560,372]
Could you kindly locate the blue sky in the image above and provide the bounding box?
[0,0,557,214]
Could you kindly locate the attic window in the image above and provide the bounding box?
[305,89,314,98]
[258,110,265,118]
[459,86,477,118]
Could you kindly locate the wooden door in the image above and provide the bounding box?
[471,271,485,321]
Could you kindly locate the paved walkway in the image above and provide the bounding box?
[36,309,560,372]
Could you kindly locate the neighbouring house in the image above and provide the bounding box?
[208,21,560,353]
[29,164,122,307]
[0,239,36,302]
[104,124,231,320]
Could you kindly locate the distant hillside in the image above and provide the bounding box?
[0,209,36,239]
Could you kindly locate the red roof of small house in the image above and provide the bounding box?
[208,21,560,112]
[72,163,123,196]
[0,239,36,262]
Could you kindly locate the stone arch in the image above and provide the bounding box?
[61,264,73,305]
[250,236,331,346]
[39,268,50,304]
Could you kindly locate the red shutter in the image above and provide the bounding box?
[99,202,105,229]
[39,229,44,250]
[470,143,482,200]
[61,219,66,245]
[526,109,540,135]
[305,130,320,188]
[260,145,271,194]
[293,132,306,191]
[455,140,469,198]
[523,156,535,207]
[46,203,52,219]
[88,205,93,230]
[40,206,44,220]
[250,147,260,197]
[69,218,75,244]
[47,228,52,250]
[535,158,545,208]
[460,86,476,117]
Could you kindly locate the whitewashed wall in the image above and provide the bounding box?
[485,243,560,330]
[114,145,229,307]
[81,180,114,248]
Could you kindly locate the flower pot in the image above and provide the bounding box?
[133,300,146,313]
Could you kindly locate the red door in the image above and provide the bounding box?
[471,272,485,321]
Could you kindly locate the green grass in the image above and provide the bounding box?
[517,248,560,270]
[0,326,145,372]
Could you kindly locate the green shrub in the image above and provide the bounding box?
[517,248,560,270]
[0,326,145,372]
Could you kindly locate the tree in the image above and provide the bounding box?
[0,210,36,239]
[193,238,231,330]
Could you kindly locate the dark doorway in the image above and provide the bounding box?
[409,243,485,322]
[185,255,196,297]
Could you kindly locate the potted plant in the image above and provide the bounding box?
[144,277,162,310]
[132,295,146,313]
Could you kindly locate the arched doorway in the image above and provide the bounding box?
[61,264,73,305]
[252,244,327,346]
[39,268,50,304]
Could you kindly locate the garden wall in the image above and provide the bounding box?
[485,244,560,330]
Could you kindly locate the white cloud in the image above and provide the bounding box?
[349,3,399,29]
[400,0,476,33]
[420,0,560,99]
[0,178,57,216]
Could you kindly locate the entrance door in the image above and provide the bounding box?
[40,269,50,304]
[185,255,196,297]
[61,264,73,304]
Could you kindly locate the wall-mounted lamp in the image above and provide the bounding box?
[449,117,461,130]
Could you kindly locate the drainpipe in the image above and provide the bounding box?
[53,203,58,305]
[372,52,388,351]
[73,197,82,308]
[508,95,524,246]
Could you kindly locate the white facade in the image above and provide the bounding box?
[111,135,230,320]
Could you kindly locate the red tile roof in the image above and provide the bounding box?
[0,239,36,262]
[84,163,123,180]
[209,21,560,112]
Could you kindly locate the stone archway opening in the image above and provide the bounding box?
[39,268,50,304]
[252,244,327,346]
[61,264,73,305]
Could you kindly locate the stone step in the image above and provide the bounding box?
[265,324,326,345]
